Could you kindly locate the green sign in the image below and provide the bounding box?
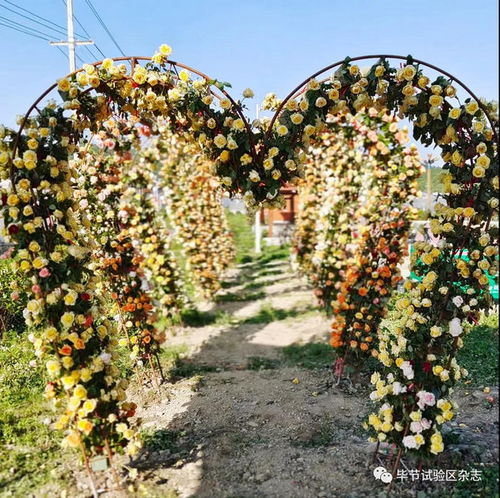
[408,245,499,302]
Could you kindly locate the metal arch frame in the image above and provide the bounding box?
[10,53,498,169]
[11,55,255,161]
[265,54,498,143]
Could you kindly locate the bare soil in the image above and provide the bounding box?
[38,259,499,498]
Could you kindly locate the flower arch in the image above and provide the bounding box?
[0,47,497,481]
[260,54,498,468]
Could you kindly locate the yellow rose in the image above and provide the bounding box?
[7,194,19,207]
[263,158,274,170]
[61,375,76,390]
[45,327,58,341]
[402,65,417,80]
[465,101,479,115]
[242,88,254,98]
[61,312,75,328]
[53,415,69,430]
[82,399,97,415]
[63,431,81,448]
[73,384,88,400]
[23,205,34,216]
[430,326,442,338]
[449,108,461,120]
[328,88,339,100]
[32,257,46,269]
[46,359,61,376]
[431,84,442,95]
[304,124,315,136]
[213,134,227,148]
[77,419,94,435]
[219,150,230,162]
[463,207,475,218]
[421,253,434,265]
[473,121,484,133]
[417,76,429,88]
[409,411,422,421]
[472,166,485,178]
[19,260,31,272]
[315,97,327,108]
[232,118,245,131]
[28,241,40,253]
[159,44,172,56]
[62,356,74,369]
[433,365,444,375]
[291,113,304,125]
[476,155,490,168]
[220,98,231,110]
[277,125,288,136]
[57,79,70,92]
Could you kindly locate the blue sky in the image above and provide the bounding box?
[0,0,498,128]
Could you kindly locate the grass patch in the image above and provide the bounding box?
[242,303,320,325]
[247,356,280,370]
[226,210,255,263]
[141,429,181,452]
[221,279,242,289]
[215,291,266,303]
[242,280,267,291]
[282,342,335,369]
[458,313,499,386]
[0,330,71,496]
[255,268,283,278]
[242,304,306,324]
[254,245,290,266]
[292,415,335,448]
[180,307,236,327]
[160,345,217,379]
[449,463,499,497]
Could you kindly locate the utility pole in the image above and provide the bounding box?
[50,0,94,72]
[254,103,262,254]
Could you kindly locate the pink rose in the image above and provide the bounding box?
[416,391,436,410]
[39,268,51,278]
[31,284,41,294]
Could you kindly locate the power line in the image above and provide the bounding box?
[0,17,83,64]
[55,45,68,60]
[1,0,86,38]
[0,18,51,40]
[61,0,106,60]
[0,14,54,39]
[84,0,125,56]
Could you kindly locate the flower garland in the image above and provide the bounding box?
[0,46,497,466]
[0,120,142,457]
[264,59,497,457]
[157,134,236,299]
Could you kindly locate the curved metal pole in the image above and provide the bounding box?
[11,56,255,161]
[266,54,498,142]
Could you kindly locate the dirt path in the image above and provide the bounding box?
[115,258,497,498]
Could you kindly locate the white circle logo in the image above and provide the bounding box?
[373,466,393,483]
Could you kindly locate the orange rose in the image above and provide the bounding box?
[59,344,72,356]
